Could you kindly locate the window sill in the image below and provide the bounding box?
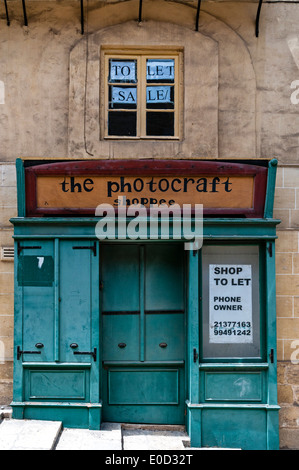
[103,136,181,141]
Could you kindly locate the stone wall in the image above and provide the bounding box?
[0,164,16,405]
[274,166,299,449]
[0,1,299,162]
[0,0,299,449]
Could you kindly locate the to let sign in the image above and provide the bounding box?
[209,264,253,344]
[146,60,175,81]
[24,160,268,217]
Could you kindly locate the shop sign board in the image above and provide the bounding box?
[24,160,268,217]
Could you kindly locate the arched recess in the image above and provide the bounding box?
[68,0,256,159]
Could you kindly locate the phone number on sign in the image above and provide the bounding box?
[213,321,252,336]
[214,329,251,336]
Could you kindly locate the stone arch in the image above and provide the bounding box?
[68,0,256,159]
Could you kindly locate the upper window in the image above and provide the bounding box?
[103,49,182,139]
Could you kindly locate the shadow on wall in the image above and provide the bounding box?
[0,82,4,105]
[0,340,5,364]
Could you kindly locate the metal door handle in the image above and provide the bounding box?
[17,244,42,256]
[159,343,167,348]
[118,343,126,349]
[73,347,97,362]
[269,348,274,364]
[17,346,42,360]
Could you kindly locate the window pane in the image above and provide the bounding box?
[108,111,137,136]
[201,246,261,359]
[109,59,137,83]
[146,112,174,136]
[109,86,137,109]
[146,86,174,109]
[147,59,175,83]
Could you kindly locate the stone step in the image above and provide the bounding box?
[0,419,194,450]
[0,419,62,450]
[121,424,190,450]
[55,422,122,450]
[0,406,12,421]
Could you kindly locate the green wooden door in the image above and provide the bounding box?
[101,243,186,424]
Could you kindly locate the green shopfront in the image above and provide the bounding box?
[11,158,280,450]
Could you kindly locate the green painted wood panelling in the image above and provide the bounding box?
[187,250,199,405]
[21,241,55,363]
[101,243,186,424]
[16,158,25,217]
[265,241,279,407]
[59,240,93,363]
[201,408,267,450]
[11,217,280,241]
[145,313,185,361]
[107,368,180,405]
[264,159,278,219]
[102,314,140,361]
[101,244,140,312]
[11,209,279,446]
[204,372,263,402]
[24,370,88,401]
[18,256,54,287]
[19,403,101,430]
[102,365,185,425]
[145,244,184,311]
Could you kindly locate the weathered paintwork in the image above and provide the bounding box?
[101,243,185,424]
[11,159,280,449]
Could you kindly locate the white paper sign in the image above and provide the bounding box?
[209,264,253,344]
[111,87,137,104]
[146,60,175,81]
[146,86,172,103]
[109,60,136,82]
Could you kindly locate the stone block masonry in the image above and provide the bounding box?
[274,166,299,449]
[0,164,16,405]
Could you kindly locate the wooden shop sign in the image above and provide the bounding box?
[24,160,268,217]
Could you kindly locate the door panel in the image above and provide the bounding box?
[145,244,184,311]
[19,241,55,362]
[145,313,185,361]
[107,368,180,405]
[102,366,185,424]
[101,244,141,362]
[59,241,93,362]
[101,243,185,425]
[102,314,140,361]
[101,245,140,312]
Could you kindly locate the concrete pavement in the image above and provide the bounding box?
[0,418,62,450]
